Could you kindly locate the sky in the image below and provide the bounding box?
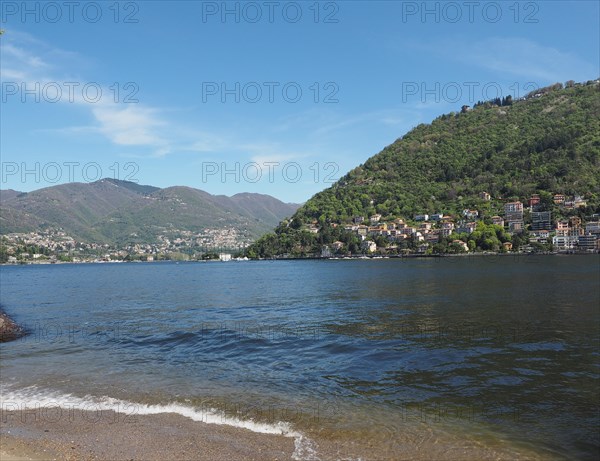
[1,1,598,203]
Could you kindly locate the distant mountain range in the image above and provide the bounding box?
[0,179,300,245]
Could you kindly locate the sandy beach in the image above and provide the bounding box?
[1,407,296,461]
[0,405,555,461]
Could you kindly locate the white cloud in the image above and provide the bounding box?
[91,105,167,146]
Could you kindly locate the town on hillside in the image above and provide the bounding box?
[314,192,600,258]
[0,227,251,264]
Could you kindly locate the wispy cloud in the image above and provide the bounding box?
[425,37,596,83]
[92,106,166,147]
[1,30,170,153]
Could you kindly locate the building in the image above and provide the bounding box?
[531,211,552,231]
[553,194,565,204]
[491,216,504,227]
[578,234,598,251]
[508,221,524,233]
[479,191,491,201]
[370,214,382,224]
[361,240,377,253]
[585,221,600,236]
[456,222,476,234]
[504,201,524,221]
[332,241,344,251]
[425,231,440,244]
[440,222,455,237]
[462,209,479,219]
[452,240,469,252]
[414,214,429,222]
[353,216,365,224]
[552,235,577,252]
[530,230,550,244]
[574,196,587,208]
[528,194,541,208]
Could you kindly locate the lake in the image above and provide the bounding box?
[1,256,599,460]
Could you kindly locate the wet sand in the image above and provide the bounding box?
[1,407,295,461]
[0,406,554,460]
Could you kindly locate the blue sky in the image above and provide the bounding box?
[1,1,598,203]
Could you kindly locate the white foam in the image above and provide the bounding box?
[0,385,321,460]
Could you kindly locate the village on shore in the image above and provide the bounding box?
[314,191,600,257]
[1,191,599,264]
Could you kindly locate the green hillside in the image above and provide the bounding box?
[248,80,600,258]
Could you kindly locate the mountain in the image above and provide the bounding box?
[0,179,300,245]
[0,189,23,203]
[247,80,600,257]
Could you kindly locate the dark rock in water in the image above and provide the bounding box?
[0,310,26,342]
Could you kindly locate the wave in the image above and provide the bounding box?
[0,385,321,460]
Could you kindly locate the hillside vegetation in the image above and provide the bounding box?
[248,80,600,257]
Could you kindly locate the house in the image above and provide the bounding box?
[414,214,429,222]
[504,201,524,221]
[430,213,444,221]
[353,216,365,224]
[491,216,504,227]
[425,230,440,244]
[417,243,430,254]
[574,196,587,208]
[456,222,476,234]
[553,194,565,204]
[528,194,541,208]
[418,222,432,231]
[462,209,479,219]
[530,230,550,244]
[357,226,368,236]
[370,214,382,224]
[440,222,455,237]
[219,253,232,262]
[452,240,469,252]
[503,242,513,251]
[413,232,425,242]
[361,240,377,253]
[332,241,344,251]
[479,192,491,201]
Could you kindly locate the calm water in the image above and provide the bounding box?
[1,256,599,459]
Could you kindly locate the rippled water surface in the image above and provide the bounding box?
[1,256,599,459]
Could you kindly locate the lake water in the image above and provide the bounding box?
[1,256,599,460]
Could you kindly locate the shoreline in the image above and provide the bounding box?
[1,250,597,266]
[0,406,553,461]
